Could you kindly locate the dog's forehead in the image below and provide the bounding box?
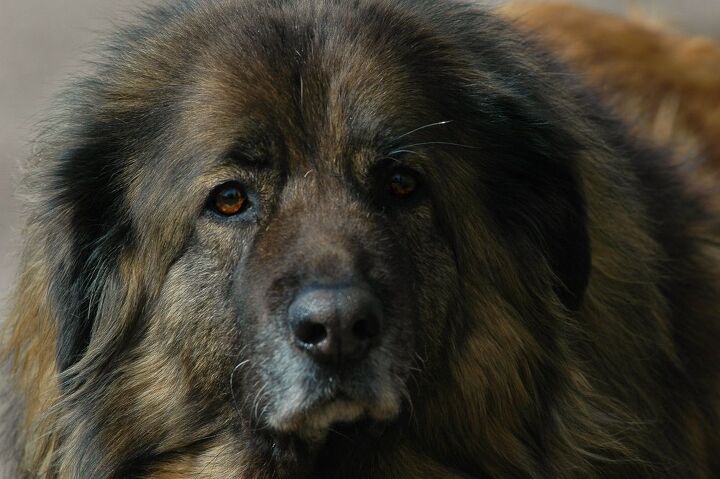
[179,13,430,174]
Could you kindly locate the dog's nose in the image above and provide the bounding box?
[288,286,383,364]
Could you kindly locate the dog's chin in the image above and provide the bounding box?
[267,388,403,443]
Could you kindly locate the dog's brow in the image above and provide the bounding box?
[221,140,276,170]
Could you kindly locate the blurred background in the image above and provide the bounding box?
[1,0,719,313]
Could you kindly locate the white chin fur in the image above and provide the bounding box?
[269,391,402,442]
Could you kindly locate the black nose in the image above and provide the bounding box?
[288,286,383,364]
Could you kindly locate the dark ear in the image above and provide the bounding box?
[530,161,590,311]
[484,135,591,311]
[46,142,133,374]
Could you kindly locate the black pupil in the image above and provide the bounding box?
[220,188,240,204]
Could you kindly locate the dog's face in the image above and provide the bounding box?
[99,1,469,444]
[44,1,591,473]
[156,34,460,438]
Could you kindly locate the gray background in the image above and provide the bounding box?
[1,0,719,313]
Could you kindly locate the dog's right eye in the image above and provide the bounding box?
[208,182,247,216]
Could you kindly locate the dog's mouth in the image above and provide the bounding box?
[266,377,403,442]
[253,292,413,441]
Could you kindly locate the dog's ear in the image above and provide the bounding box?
[489,151,590,311]
[543,173,590,312]
[45,141,134,375]
[478,114,591,312]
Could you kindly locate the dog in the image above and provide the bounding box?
[3,0,719,477]
[501,2,720,174]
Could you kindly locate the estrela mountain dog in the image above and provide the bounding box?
[2,0,719,477]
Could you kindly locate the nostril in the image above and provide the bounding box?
[295,321,328,346]
[351,316,380,341]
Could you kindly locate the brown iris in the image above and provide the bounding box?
[388,170,418,198]
[211,182,247,216]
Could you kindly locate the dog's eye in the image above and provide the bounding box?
[209,182,247,216]
[388,169,419,198]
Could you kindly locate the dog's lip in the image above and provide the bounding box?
[269,396,367,436]
[267,385,401,441]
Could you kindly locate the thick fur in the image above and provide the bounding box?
[501,2,720,173]
[2,1,720,478]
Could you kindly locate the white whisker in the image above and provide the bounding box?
[391,120,453,141]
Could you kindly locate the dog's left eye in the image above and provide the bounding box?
[388,169,419,198]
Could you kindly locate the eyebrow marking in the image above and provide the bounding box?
[222,138,275,169]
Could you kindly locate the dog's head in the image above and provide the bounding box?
[35,0,591,473]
